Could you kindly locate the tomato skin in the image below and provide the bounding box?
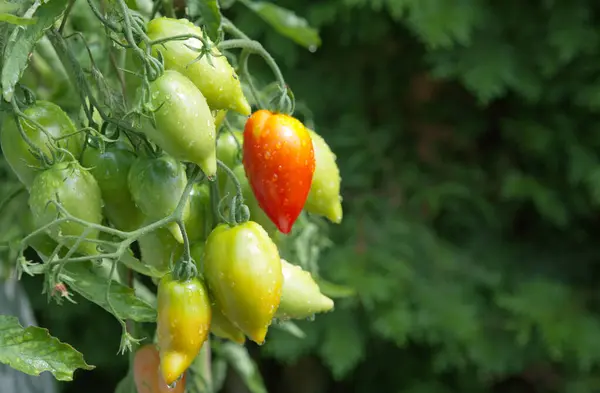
[133,344,186,393]
[81,141,146,232]
[1,101,84,188]
[304,130,343,224]
[185,183,212,243]
[203,221,282,344]
[243,110,315,234]
[19,203,59,258]
[138,225,183,274]
[147,70,217,178]
[157,273,211,385]
[146,17,251,116]
[190,242,246,344]
[128,154,190,243]
[276,259,334,320]
[227,164,277,235]
[216,129,243,195]
[28,161,103,256]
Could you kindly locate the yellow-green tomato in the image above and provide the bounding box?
[157,273,211,385]
[276,259,334,320]
[146,17,251,116]
[1,101,84,188]
[28,161,103,256]
[191,242,246,345]
[203,221,282,344]
[138,226,183,275]
[304,130,343,224]
[147,70,217,178]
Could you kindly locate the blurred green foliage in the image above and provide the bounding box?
[5,0,600,392]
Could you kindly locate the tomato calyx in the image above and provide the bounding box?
[215,159,251,226]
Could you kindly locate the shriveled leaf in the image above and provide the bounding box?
[187,0,222,41]
[61,264,157,323]
[242,1,321,50]
[217,342,267,393]
[0,315,95,381]
[1,0,68,101]
[0,13,36,25]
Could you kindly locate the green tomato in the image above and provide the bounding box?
[1,101,84,188]
[81,140,146,232]
[138,225,183,275]
[190,242,246,345]
[276,259,334,320]
[28,161,103,256]
[145,17,251,116]
[19,203,59,258]
[227,164,277,235]
[146,70,217,178]
[128,154,191,243]
[203,221,282,344]
[304,130,343,223]
[157,273,211,385]
[216,129,243,195]
[185,183,212,243]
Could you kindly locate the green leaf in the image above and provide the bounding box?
[114,370,136,393]
[0,315,95,381]
[272,320,306,339]
[186,0,222,42]
[242,0,321,50]
[315,278,356,298]
[1,0,68,101]
[61,264,157,323]
[0,13,36,25]
[217,341,267,393]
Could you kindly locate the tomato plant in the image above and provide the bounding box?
[0,1,342,391]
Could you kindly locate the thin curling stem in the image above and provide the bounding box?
[87,0,121,33]
[238,50,264,108]
[218,39,293,114]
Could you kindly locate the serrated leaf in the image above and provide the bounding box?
[186,0,222,42]
[242,0,321,50]
[318,311,365,379]
[61,264,157,323]
[0,315,95,381]
[0,13,36,25]
[217,342,267,393]
[1,0,68,101]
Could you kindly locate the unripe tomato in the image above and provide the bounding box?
[157,273,211,385]
[147,70,217,178]
[185,183,212,243]
[133,344,186,393]
[128,154,190,243]
[276,259,334,320]
[243,110,315,234]
[1,101,84,187]
[216,129,243,195]
[28,161,103,256]
[146,17,251,116]
[304,130,343,224]
[203,221,282,344]
[213,110,227,131]
[227,164,276,235]
[138,226,183,274]
[81,140,146,232]
[191,242,245,345]
[18,202,59,258]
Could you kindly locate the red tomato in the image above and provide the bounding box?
[243,110,315,234]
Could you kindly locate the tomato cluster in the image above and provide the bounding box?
[4,16,344,388]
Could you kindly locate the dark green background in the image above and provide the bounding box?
[11,0,600,392]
